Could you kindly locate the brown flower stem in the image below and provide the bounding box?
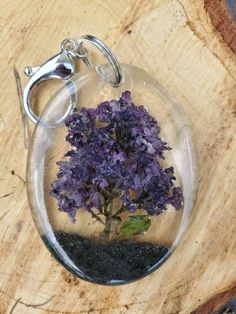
[103,200,113,240]
[88,208,105,225]
[113,206,126,218]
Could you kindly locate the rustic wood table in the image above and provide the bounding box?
[0,1,236,313]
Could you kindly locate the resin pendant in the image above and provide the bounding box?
[24,36,197,285]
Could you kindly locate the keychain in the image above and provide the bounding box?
[17,35,197,285]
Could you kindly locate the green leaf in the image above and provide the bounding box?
[120,215,151,237]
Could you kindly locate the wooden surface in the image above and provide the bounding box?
[0,0,236,313]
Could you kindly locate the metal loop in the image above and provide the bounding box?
[76,35,123,86]
[61,39,77,53]
[61,38,87,58]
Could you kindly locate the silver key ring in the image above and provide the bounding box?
[77,35,123,86]
[21,35,123,124]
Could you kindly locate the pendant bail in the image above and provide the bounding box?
[77,35,123,86]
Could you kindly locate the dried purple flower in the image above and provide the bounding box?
[51,91,183,237]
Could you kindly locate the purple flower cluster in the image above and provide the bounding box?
[51,91,183,222]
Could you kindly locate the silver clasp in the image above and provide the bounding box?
[23,49,76,123]
[21,35,123,124]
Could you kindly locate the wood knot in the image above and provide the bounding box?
[61,270,80,286]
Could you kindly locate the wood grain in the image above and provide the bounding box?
[0,0,236,313]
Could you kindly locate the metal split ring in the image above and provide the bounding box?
[76,35,123,86]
